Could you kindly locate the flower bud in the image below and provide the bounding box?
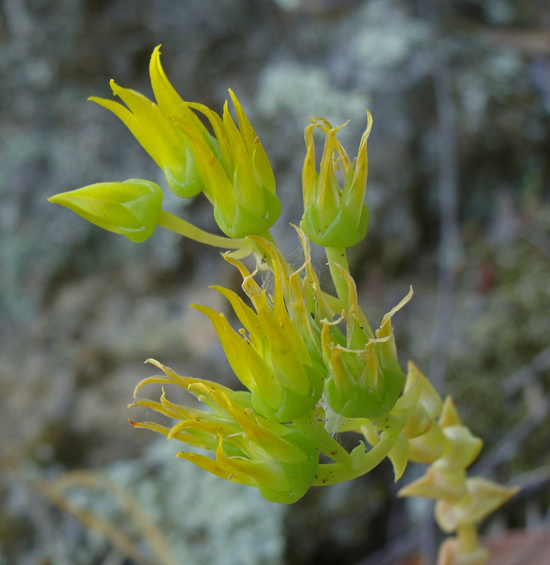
[48,179,163,242]
[89,47,210,198]
[172,91,281,238]
[435,477,519,532]
[300,113,372,248]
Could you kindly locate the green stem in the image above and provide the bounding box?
[457,523,479,554]
[312,431,397,486]
[325,247,374,338]
[255,230,277,246]
[325,246,350,311]
[294,412,353,469]
[157,210,250,250]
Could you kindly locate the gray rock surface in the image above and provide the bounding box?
[2,0,550,563]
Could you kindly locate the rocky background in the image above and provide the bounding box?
[1,0,550,564]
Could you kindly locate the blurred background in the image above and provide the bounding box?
[1,0,550,563]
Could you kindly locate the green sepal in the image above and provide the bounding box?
[301,201,369,248]
[213,187,282,239]
[163,147,205,199]
[251,364,324,423]
[257,430,319,504]
[325,365,405,419]
[388,432,409,481]
[293,412,353,468]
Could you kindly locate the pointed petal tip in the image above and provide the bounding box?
[150,45,162,68]
[144,357,159,365]
[109,79,123,96]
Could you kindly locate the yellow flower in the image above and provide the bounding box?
[129,359,318,504]
[88,46,281,239]
[194,234,323,422]
[300,113,372,247]
[127,230,422,497]
[90,47,210,199]
[172,90,281,238]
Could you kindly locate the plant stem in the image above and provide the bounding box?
[457,523,479,554]
[312,431,397,486]
[157,210,250,250]
[255,230,277,246]
[325,246,350,311]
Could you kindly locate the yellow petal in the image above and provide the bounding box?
[171,114,235,213]
[89,97,164,168]
[222,101,263,217]
[110,81,185,168]
[210,285,264,351]
[192,304,283,407]
[186,101,233,176]
[439,396,462,428]
[190,383,308,464]
[149,45,208,135]
[222,253,263,308]
[398,466,467,501]
[301,123,318,209]
[378,286,414,337]
[177,450,257,487]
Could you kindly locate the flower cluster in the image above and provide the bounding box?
[50,46,281,243]
[49,46,518,564]
[128,227,413,502]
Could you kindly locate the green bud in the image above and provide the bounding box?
[300,113,372,248]
[48,179,163,242]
